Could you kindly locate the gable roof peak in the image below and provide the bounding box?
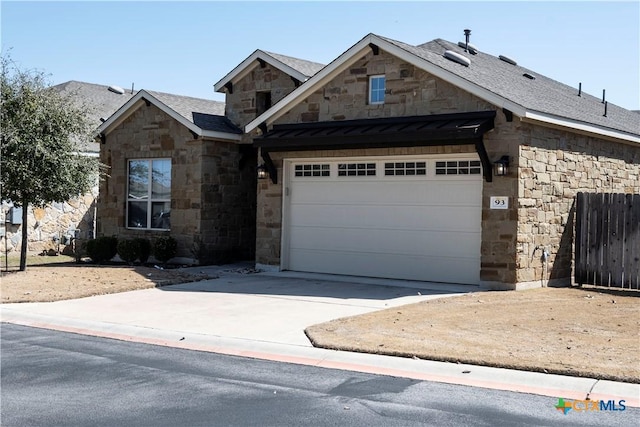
[214,49,325,93]
[97,88,241,141]
[246,32,638,144]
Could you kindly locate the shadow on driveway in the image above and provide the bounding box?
[161,265,479,302]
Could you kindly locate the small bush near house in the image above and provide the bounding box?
[134,238,152,264]
[153,236,177,266]
[117,239,140,265]
[86,236,118,264]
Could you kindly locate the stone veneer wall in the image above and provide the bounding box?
[98,103,256,264]
[478,113,520,288]
[224,63,299,144]
[254,49,523,287]
[198,140,257,264]
[515,124,640,289]
[1,186,97,255]
[252,48,639,288]
[276,50,493,122]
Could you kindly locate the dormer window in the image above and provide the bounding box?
[256,91,272,116]
[369,75,385,105]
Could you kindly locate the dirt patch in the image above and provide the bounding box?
[306,287,640,383]
[0,262,214,303]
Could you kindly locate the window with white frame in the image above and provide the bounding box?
[338,162,376,177]
[435,160,482,176]
[294,164,330,177]
[127,159,171,230]
[384,161,427,176]
[369,75,385,104]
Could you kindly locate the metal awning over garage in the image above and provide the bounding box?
[254,110,496,183]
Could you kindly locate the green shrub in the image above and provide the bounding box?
[134,238,152,264]
[86,236,118,264]
[153,236,177,265]
[117,239,140,264]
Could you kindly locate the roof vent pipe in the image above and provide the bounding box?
[602,89,606,104]
[604,101,608,117]
[464,29,471,53]
[578,82,582,97]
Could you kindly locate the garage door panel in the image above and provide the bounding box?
[290,204,480,232]
[292,180,481,206]
[289,248,479,284]
[290,226,480,258]
[285,157,482,285]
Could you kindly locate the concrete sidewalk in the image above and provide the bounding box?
[2,265,638,407]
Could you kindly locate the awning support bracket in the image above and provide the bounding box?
[261,150,277,184]
[475,138,493,183]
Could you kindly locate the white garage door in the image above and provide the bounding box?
[282,155,482,285]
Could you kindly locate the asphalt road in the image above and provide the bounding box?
[1,324,636,427]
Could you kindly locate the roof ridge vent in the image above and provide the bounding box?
[457,41,478,54]
[499,55,517,66]
[108,85,125,95]
[444,50,471,67]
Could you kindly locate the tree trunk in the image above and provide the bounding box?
[19,201,28,271]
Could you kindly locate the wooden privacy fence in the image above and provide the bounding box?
[575,193,640,289]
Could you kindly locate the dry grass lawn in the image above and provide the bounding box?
[306,287,640,384]
[0,255,213,303]
[2,255,638,383]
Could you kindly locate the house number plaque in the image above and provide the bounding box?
[490,196,509,209]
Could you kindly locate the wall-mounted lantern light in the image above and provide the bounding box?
[257,164,269,180]
[493,155,510,177]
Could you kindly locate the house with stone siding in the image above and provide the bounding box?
[93,51,324,265]
[95,89,260,264]
[215,33,639,290]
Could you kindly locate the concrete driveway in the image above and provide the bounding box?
[1,265,473,347]
[3,264,638,406]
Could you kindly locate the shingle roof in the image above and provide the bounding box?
[97,89,241,140]
[145,91,240,134]
[247,33,638,143]
[262,51,325,78]
[214,50,326,93]
[53,81,136,125]
[56,82,242,150]
[52,81,136,151]
[378,35,639,136]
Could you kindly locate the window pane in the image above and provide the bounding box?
[152,159,171,199]
[128,201,148,228]
[370,76,385,103]
[151,202,171,229]
[128,160,149,199]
